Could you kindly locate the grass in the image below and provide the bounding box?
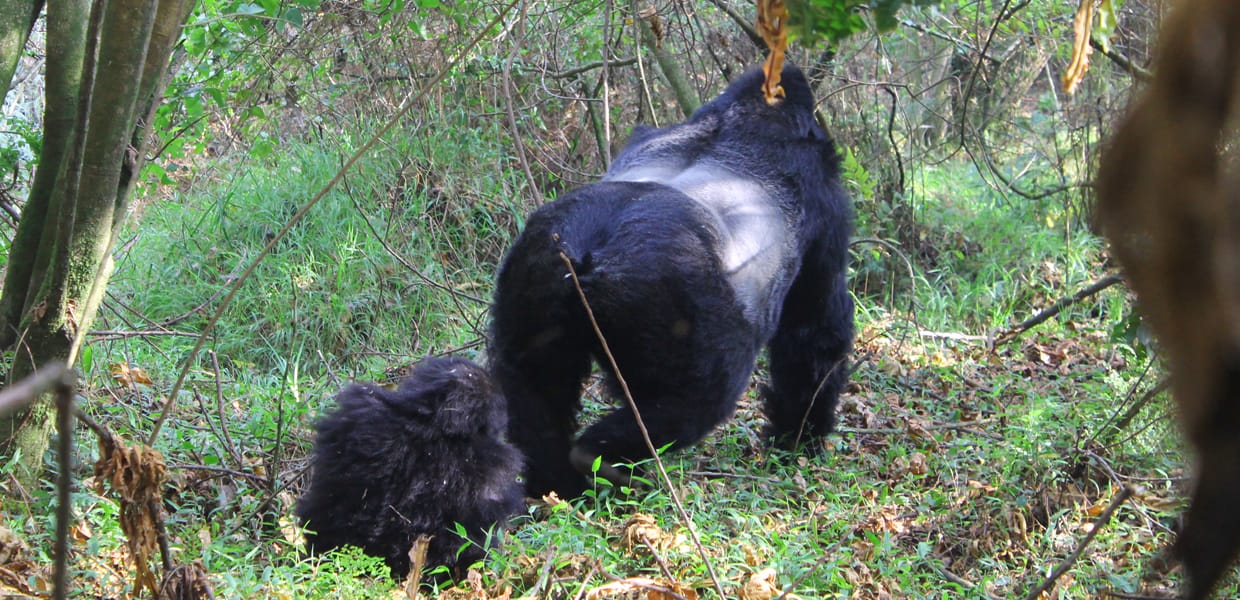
[0,118,1211,598]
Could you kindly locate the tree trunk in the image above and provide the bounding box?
[639,19,698,117]
[0,0,192,491]
[0,1,88,351]
[0,0,42,99]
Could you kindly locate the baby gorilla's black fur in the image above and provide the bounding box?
[296,357,524,580]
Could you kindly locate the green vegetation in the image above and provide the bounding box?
[22,121,1192,598]
[0,0,1213,598]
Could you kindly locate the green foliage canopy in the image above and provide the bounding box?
[788,0,940,44]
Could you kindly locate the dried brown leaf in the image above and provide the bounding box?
[110,362,153,387]
[1062,0,1095,94]
[157,561,215,600]
[620,513,663,551]
[584,577,695,599]
[756,0,788,104]
[403,534,433,599]
[738,568,802,600]
[93,433,168,594]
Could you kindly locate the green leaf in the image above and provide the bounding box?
[284,7,304,27]
[235,3,264,15]
[787,0,940,44]
[184,94,205,120]
[204,86,227,108]
[184,25,206,54]
[252,138,275,160]
[1093,0,1122,53]
[79,345,94,375]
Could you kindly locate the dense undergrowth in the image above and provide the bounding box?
[0,118,1217,598]
[0,1,1216,597]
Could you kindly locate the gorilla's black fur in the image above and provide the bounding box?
[296,357,524,579]
[297,64,853,578]
[491,63,853,497]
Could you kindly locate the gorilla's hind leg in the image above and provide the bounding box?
[490,218,597,499]
[570,296,761,489]
[765,268,854,451]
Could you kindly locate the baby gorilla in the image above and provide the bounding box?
[296,357,524,580]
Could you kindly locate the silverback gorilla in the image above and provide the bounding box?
[298,62,853,578]
[492,62,853,497]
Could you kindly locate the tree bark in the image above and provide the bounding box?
[0,0,42,100]
[0,0,90,491]
[59,1,157,341]
[0,0,87,346]
[0,0,192,491]
[638,19,698,117]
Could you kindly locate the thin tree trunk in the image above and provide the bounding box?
[0,0,91,491]
[72,0,191,363]
[638,19,698,117]
[0,0,88,349]
[0,0,42,99]
[58,0,157,339]
[0,0,191,490]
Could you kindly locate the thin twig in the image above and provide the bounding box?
[88,329,203,339]
[643,539,675,583]
[270,288,296,495]
[934,566,1002,600]
[1110,377,1171,437]
[592,571,690,600]
[548,57,638,80]
[166,463,269,485]
[1089,357,1156,449]
[1089,38,1152,82]
[849,237,919,352]
[558,252,728,600]
[839,417,998,435]
[794,357,845,447]
[629,2,657,126]
[993,272,1125,347]
[0,362,72,417]
[896,18,998,63]
[957,0,1017,146]
[1084,450,1172,536]
[917,330,989,342]
[569,561,600,600]
[686,470,779,483]
[209,351,243,467]
[601,0,613,166]
[339,173,484,309]
[881,86,905,193]
[1021,486,1134,600]
[503,1,543,204]
[702,0,764,49]
[536,544,563,599]
[71,404,108,440]
[52,366,77,600]
[1103,591,1172,599]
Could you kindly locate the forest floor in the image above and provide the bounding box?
[0,119,1218,600]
